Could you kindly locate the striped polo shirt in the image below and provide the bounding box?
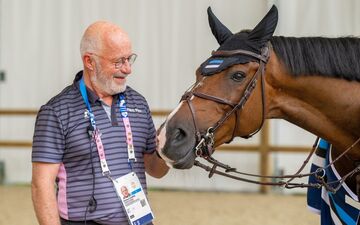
[32,71,156,225]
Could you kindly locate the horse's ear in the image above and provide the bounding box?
[207,7,233,45]
[248,5,278,45]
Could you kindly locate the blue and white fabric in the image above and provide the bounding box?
[307,139,360,225]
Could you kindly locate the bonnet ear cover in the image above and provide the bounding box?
[247,5,278,49]
[201,5,278,76]
[207,7,233,45]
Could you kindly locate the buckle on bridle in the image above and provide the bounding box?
[194,127,215,157]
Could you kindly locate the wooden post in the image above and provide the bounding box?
[259,121,270,193]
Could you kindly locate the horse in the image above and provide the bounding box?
[157,5,360,224]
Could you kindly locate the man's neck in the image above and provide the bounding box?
[83,71,113,106]
[99,96,113,106]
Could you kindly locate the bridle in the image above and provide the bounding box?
[179,44,360,192]
[181,46,269,157]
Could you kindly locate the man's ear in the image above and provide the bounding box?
[84,55,94,71]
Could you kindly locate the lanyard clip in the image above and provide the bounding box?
[128,158,137,163]
[127,144,136,161]
[102,171,112,180]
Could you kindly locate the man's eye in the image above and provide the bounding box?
[231,72,245,82]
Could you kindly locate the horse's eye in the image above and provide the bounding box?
[231,72,246,82]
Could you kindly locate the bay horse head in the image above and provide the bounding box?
[158,4,360,186]
[157,6,278,169]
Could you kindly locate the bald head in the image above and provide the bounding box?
[80,21,133,100]
[80,21,131,58]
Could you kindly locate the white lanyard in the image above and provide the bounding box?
[79,78,136,176]
[119,94,136,162]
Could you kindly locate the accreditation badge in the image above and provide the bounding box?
[113,172,154,225]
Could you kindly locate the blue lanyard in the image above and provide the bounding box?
[79,77,136,171]
[79,78,96,129]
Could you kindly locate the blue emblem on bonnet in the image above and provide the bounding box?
[205,59,223,69]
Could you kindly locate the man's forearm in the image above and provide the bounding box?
[32,181,61,225]
[31,162,61,225]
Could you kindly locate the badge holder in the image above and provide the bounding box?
[113,172,154,225]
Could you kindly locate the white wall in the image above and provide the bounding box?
[0,0,359,193]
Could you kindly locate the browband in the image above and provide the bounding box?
[211,46,269,63]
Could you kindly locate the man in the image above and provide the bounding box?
[120,186,130,199]
[31,21,169,225]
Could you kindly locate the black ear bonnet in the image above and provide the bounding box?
[200,5,278,76]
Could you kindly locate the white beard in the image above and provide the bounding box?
[91,64,127,95]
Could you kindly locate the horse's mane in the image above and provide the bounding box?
[270,36,360,81]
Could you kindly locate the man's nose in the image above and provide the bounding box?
[120,60,131,74]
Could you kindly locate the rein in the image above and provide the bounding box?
[180,45,360,192]
[194,137,360,192]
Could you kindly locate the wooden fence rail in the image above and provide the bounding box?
[0,109,311,192]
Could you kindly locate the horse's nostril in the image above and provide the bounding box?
[174,128,186,141]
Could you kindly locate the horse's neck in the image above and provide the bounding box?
[265,54,360,155]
